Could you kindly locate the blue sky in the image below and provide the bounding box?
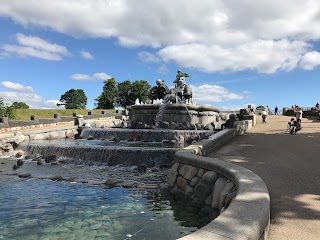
[1,1,320,111]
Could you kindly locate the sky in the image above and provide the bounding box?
[1,0,320,111]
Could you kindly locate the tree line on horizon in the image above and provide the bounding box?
[58,78,151,110]
[0,100,29,119]
[0,78,151,118]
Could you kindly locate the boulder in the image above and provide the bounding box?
[45,155,57,163]
[17,159,24,166]
[15,150,25,158]
[194,180,212,202]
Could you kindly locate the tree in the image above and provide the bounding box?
[114,80,151,108]
[0,98,15,119]
[11,101,29,109]
[95,78,117,109]
[115,80,133,108]
[131,80,151,104]
[59,89,87,109]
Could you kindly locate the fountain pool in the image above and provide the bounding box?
[0,159,213,240]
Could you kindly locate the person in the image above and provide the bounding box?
[274,105,278,115]
[261,107,268,123]
[294,106,303,123]
[288,118,301,134]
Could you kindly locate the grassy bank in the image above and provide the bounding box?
[13,109,117,120]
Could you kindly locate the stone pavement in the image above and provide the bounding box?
[208,115,320,240]
[0,123,76,139]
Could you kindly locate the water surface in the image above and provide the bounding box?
[0,175,209,240]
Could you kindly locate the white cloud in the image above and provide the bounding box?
[70,74,94,81]
[138,51,161,63]
[218,104,255,112]
[0,91,39,107]
[0,81,33,93]
[158,40,310,73]
[0,91,61,109]
[1,1,320,72]
[191,84,244,104]
[81,50,94,60]
[2,44,63,61]
[93,72,112,80]
[16,33,69,55]
[2,33,70,61]
[71,72,112,81]
[299,51,320,70]
[43,100,61,109]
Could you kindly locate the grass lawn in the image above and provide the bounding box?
[13,109,117,120]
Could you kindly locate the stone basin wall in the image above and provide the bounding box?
[127,104,221,129]
[167,162,236,214]
[168,120,270,240]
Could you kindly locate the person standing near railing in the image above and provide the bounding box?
[294,106,303,125]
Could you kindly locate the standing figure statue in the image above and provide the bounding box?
[173,70,192,104]
[174,70,189,87]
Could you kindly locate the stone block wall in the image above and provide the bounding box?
[168,162,237,214]
[167,120,270,240]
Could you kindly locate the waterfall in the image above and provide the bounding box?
[19,142,177,167]
[155,104,168,128]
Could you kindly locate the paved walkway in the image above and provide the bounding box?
[208,115,320,240]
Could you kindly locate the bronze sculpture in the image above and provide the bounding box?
[148,70,192,104]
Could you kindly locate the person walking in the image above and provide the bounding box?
[275,105,278,115]
[261,107,269,123]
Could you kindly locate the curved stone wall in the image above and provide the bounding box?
[170,127,270,240]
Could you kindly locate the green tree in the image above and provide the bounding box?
[95,78,117,109]
[115,80,151,108]
[59,89,87,109]
[115,80,133,108]
[0,98,15,119]
[131,80,151,104]
[11,101,30,109]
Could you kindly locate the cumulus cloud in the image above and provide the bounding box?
[191,84,244,104]
[1,33,70,60]
[80,50,94,60]
[0,92,42,103]
[0,90,61,108]
[299,51,320,70]
[0,81,33,93]
[93,72,112,80]
[158,40,311,73]
[71,72,112,81]
[138,51,161,63]
[1,1,320,72]
[70,74,94,81]
[218,104,255,112]
[0,80,60,108]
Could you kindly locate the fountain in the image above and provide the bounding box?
[21,70,223,168]
[0,70,241,240]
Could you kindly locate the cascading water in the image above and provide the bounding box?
[19,140,177,167]
[155,103,168,128]
[184,105,201,139]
